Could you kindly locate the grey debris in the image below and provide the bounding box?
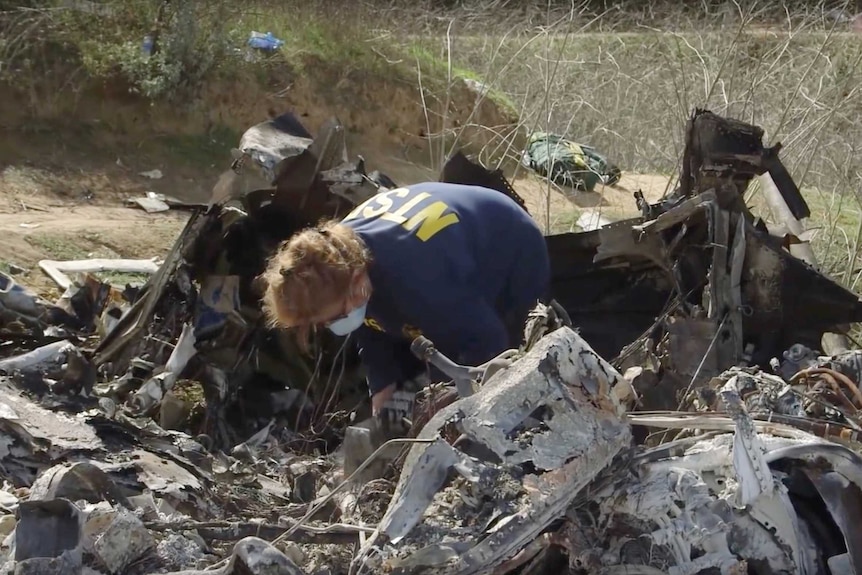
[28,462,127,507]
[161,536,307,575]
[93,509,154,574]
[155,533,206,571]
[14,499,83,574]
[228,537,307,575]
[354,326,632,575]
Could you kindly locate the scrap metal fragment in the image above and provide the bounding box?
[354,327,632,575]
[438,151,527,212]
[0,341,78,377]
[28,462,128,507]
[14,498,84,574]
[128,322,198,414]
[0,382,102,468]
[802,469,862,573]
[237,113,314,186]
[719,377,773,505]
[93,508,154,574]
[92,210,206,371]
[38,259,160,290]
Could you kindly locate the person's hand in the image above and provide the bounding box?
[372,384,417,430]
[371,384,396,417]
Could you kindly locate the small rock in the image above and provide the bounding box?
[227,537,306,575]
[6,264,25,276]
[277,542,305,567]
[0,516,14,537]
[93,509,154,574]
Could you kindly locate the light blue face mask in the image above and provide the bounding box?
[327,301,368,336]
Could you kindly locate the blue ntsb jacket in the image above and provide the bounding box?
[341,182,550,394]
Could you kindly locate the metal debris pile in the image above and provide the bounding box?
[1,109,862,574]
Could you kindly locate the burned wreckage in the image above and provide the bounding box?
[2,109,862,575]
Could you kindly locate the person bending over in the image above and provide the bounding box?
[261,182,551,417]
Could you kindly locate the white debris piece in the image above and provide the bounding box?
[138,169,163,179]
[156,533,205,570]
[93,509,154,574]
[576,208,612,231]
[0,517,13,538]
[355,326,632,575]
[127,322,198,414]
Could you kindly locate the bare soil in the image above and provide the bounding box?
[513,172,672,231]
[0,165,188,297]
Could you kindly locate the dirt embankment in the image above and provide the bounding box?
[0,56,669,297]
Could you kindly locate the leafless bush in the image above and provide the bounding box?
[378,0,862,282]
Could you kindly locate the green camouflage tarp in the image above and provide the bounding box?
[522,132,621,192]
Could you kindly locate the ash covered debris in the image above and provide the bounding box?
[0,108,861,575]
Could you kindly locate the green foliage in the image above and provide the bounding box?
[57,0,236,100]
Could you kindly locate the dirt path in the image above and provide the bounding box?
[0,166,189,296]
[0,206,188,297]
[512,172,672,232]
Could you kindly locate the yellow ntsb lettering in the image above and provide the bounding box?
[364,317,385,332]
[341,188,459,241]
[403,201,460,241]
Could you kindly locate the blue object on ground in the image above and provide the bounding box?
[247,31,284,52]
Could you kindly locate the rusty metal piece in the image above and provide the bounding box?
[806,382,858,415]
[408,385,459,439]
[793,367,862,410]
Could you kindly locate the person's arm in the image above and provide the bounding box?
[429,297,511,370]
[354,326,429,416]
[354,326,408,395]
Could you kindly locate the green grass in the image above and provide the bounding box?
[24,234,150,287]
[144,126,240,170]
[26,234,93,262]
[405,43,519,116]
[97,271,151,288]
[797,189,862,286]
[547,207,582,234]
